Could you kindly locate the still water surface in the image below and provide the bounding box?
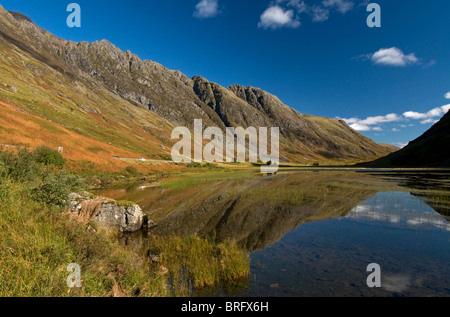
[98,171,450,297]
[242,191,450,297]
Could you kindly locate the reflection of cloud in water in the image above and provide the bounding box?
[382,273,424,293]
[383,274,410,293]
[346,192,450,231]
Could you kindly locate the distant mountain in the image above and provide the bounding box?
[360,111,450,167]
[0,5,395,165]
[378,143,400,153]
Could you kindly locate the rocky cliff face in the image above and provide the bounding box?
[0,5,394,163]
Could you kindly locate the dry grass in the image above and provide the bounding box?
[0,101,183,173]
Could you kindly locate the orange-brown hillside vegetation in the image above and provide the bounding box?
[0,101,182,173]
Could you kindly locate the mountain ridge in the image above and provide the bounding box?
[0,5,396,165]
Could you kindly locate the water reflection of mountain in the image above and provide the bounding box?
[366,172,450,191]
[99,172,450,297]
[102,172,394,251]
[345,192,450,231]
[365,171,450,219]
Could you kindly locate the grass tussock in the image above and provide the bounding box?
[144,235,250,296]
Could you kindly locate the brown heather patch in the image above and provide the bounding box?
[0,101,183,173]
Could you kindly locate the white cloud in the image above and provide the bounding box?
[194,0,219,19]
[369,47,419,67]
[322,0,354,14]
[403,111,428,120]
[258,0,356,29]
[350,122,371,131]
[258,5,301,29]
[360,113,402,125]
[403,105,450,124]
[420,118,438,125]
[339,113,402,132]
[445,92,450,99]
[340,103,450,133]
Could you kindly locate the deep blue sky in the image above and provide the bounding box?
[1,0,449,147]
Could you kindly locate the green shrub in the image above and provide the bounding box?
[0,178,14,203]
[33,146,66,167]
[125,166,138,176]
[0,159,6,180]
[187,162,222,169]
[187,162,203,168]
[32,170,85,206]
[203,163,222,169]
[159,154,172,161]
[0,148,41,181]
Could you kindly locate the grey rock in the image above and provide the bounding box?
[68,193,145,233]
[95,202,144,233]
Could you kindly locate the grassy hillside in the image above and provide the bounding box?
[0,101,173,172]
[0,43,175,159]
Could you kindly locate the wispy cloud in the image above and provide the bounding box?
[194,0,219,19]
[368,47,419,67]
[445,92,450,99]
[322,0,354,14]
[284,0,308,12]
[311,6,330,22]
[404,104,450,124]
